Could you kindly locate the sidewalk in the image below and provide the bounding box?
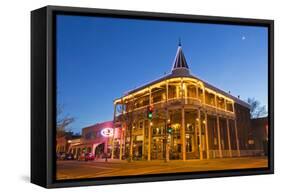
[86,156,267,164]
[90,158,127,163]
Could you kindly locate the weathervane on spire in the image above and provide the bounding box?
[178,37,182,46]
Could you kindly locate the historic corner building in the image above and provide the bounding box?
[112,43,264,161]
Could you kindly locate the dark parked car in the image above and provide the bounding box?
[64,153,74,160]
[57,152,66,160]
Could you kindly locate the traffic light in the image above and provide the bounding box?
[167,123,172,134]
[147,105,153,120]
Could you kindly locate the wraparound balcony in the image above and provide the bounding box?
[119,96,234,117]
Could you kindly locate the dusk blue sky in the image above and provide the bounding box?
[57,15,268,134]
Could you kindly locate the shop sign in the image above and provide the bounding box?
[101,128,114,137]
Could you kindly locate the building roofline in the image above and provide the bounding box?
[115,72,250,108]
[82,120,113,130]
[113,43,250,108]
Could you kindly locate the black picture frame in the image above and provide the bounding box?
[31,5,274,188]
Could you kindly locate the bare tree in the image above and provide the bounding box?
[247,98,267,118]
[56,104,75,137]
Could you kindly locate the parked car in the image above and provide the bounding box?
[85,153,95,161]
[78,153,95,161]
[64,153,74,160]
[57,152,66,160]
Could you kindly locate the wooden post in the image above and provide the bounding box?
[148,88,152,161]
[226,118,232,157]
[129,124,133,161]
[119,129,123,160]
[203,88,206,105]
[129,96,135,161]
[180,79,186,161]
[181,78,184,102]
[184,83,188,104]
[216,115,222,158]
[165,81,169,162]
[204,111,210,159]
[181,107,186,161]
[142,121,145,160]
[110,131,115,159]
[198,109,203,160]
[119,100,125,160]
[234,119,241,157]
[196,83,199,99]
[166,81,169,101]
[232,103,241,157]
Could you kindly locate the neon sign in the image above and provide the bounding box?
[101,128,114,137]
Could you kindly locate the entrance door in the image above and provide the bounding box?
[95,143,105,159]
[151,137,164,160]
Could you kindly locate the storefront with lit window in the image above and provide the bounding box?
[68,121,122,159]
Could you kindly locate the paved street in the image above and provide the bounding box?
[57,157,268,180]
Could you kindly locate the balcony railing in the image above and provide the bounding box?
[119,96,234,115]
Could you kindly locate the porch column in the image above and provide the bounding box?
[129,128,133,159]
[119,100,125,160]
[142,121,145,160]
[198,109,203,160]
[196,83,199,98]
[165,81,170,162]
[181,78,184,102]
[216,115,223,158]
[226,118,232,157]
[184,83,188,104]
[148,88,152,161]
[204,111,210,159]
[203,88,206,105]
[111,104,117,159]
[181,107,186,161]
[232,102,241,157]
[111,131,115,159]
[130,96,136,161]
[148,122,151,161]
[119,129,123,160]
[180,79,185,160]
[234,119,241,157]
[166,81,169,101]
